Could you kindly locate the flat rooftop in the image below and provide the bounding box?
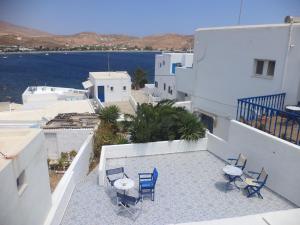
[43,113,99,129]
[195,23,300,32]
[0,100,95,123]
[61,151,295,225]
[89,71,130,80]
[0,129,40,171]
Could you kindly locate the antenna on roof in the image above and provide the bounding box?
[237,0,244,25]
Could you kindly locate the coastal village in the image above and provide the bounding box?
[1,14,300,225]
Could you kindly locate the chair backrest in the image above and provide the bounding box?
[106,167,124,176]
[257,167,268,185]
[117,192,140,205]
[236,154,247,170]
[152,168,158,185]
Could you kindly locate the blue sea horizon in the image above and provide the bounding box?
[0,51,157,103]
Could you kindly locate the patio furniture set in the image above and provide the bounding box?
[106,167,158,220]
[104,154,267,220]
[223,153,268,199]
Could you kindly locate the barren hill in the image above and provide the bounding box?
[0,21,52,37]
[0,21,193,51]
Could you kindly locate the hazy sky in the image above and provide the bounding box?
[0,0,299,36]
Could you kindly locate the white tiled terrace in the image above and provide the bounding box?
[60,151,296,225]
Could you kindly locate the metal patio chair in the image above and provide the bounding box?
[106,167,128,187]
[227,153,247,170]
[116,192,142,221]
[244,167,268,199]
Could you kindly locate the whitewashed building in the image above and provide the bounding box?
[43,113,98,159]
[82,71,131,103]
[176,22,300,139]
[0,129,52,225]
[152,53,193,101]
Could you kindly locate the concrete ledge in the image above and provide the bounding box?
[170,208,300,225]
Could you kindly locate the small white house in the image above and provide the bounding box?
[153,53,193,100]
[83,71,131,103]
[0,129,52,225]
[176,22,300,139]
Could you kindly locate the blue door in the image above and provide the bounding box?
[171,63,176,74]
[98,86,105,102]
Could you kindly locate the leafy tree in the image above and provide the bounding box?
[125,100,205,143]
[132,68,148,90]
[98,105,120,125]
[93,105,128,160]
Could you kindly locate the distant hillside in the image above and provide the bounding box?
[0,21,52,37]
[0,21,193,51]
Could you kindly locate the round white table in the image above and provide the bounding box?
[114,178,135,207]
[114,178,135,192]
[223,165,243,177]
[286,105,300,111]
[223,165,243,190]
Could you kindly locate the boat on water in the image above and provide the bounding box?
[45,53,49,56]
[2,56,7,59]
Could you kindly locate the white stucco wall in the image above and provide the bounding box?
[175,67,195,95]
[154,53,193,100]
[0,130,52,225]
[44,134,93,225]
[208,120,300,206]
[90,75,131,103]
[177,24,300,119]
[156,75,177,100]
[44,129,93,159]
[212,116,231,140]
[98,138,208,186]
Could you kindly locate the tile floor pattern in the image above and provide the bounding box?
[61,151,296,225]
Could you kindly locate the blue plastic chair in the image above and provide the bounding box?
[138,168,158,201]
[244,167,268,199]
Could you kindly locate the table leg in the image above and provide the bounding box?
[226,175,241,191]
[121,190,129,208]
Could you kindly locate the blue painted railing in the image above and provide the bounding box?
[236,93,300,145]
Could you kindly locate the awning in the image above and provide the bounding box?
[82,80,93,89]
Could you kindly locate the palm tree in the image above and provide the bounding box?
[98,105,120,124]
[179,113,205,141]
[125,100,205,143]
[132,68,147,90]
